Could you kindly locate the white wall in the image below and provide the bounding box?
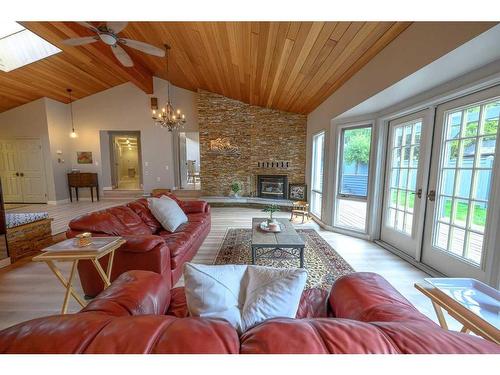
[305,22,497,225]
[68,77,198,194]
[0,98,56,202]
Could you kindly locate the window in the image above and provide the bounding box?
[310,131,325,218]
[336,125,372,232]
[0,22,61,72]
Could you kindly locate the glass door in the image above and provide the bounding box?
[334,125,372,233]
[310,131,325,218]
[422,86,500,282]
[380,111,429,257]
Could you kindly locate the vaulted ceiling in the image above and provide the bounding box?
[0,22,412,114]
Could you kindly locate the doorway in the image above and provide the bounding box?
[109,132,142,190]
[178,132,200,190]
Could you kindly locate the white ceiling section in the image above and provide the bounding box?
[337,24,500,119]
[0,21,61,72]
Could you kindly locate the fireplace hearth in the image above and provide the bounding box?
[257,175,288,200]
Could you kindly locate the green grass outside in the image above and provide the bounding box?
[442,200,486,228]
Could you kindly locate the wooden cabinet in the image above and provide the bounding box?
[67,172,99,202]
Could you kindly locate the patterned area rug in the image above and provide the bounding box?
[214,228,354,290]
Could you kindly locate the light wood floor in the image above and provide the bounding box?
[0,206,459,331]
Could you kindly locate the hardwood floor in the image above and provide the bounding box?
[0,206,455,331]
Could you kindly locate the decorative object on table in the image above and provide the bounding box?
[290,200,310,223]
[209,137,240,156]
[151,44,186,131]
[259,220,281,233]
[5,212,52,263]
[77,151,93,164]
[67,172,99,202]
[230,180,242,197]
[415,278,500,344]
[67,88,78,138]
[62,22,165,67]
[33,236,126,314]
[289,183,307,201]
[214,227,354,290]
[262,203,280,225]
[183,263,307,333]
[75,232,92,247]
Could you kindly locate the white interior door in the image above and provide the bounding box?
[16,139,47,203]
[0,139,23,202]
[380,110,431,257]
[422,86,500,283]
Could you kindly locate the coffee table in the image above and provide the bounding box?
[251,217,305,268]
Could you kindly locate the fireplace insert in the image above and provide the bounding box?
[257,175,288,200]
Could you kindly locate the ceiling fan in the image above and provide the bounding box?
[62,22,165,67]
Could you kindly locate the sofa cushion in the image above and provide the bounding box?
[148,197,188,232]
[69,206,152,236]
[127,199,162,233]
[183,263,307,333]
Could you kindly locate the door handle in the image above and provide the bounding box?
[416,188,422,199]
[15,172,19,176]
[427,190,436,201]
[20,172,24,177]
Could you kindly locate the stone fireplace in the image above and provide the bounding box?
[257,175,288,200]
[198,90,306,197]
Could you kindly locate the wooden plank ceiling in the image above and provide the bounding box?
[0,22,411,114]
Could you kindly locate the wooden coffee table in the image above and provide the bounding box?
[251,218,305,268]
[33,236,125,314]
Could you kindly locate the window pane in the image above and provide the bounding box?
[436,223,450,250]
[390,168,400,188]
[463,106,479,137]
[387,208,396,228]
[404,213,413,235]
[459,139,476,167]
[407,169,417,191]
[481,102,499,135]
[450,227,465,256]
[473,170,492,201]
[438,196,452,223]
[336,199,366,231]
[311,132,325,193]
[470,201,487,233]
[446,111,462,140]
[389,188,398,208]
[444,140,459,167]
[410,146,419,167]
[466,232,483,264]
[455,169,472,199]
[406,192,415,213]
[441,169,455,196]
[477,136,496,168]
[452,199,469,227]
[340,127,371,197]
[310,191,322,218]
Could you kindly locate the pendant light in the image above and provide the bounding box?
[67,88,77,138]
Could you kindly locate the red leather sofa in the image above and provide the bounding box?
[1,271,498,354]
[66,194,210,297]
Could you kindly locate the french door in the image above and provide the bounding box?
[421,86,500,282]
[380,110,431,257]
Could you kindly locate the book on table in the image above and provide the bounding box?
[42,236,123,254]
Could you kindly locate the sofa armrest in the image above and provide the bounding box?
[81,270,171,316]
[329,272,434,325]
[182,200,209,214]
[119,236,167,253]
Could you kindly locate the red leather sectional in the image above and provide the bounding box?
[66,194,210,297]
[1,271,498,354]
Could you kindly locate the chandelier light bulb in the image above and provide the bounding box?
[70,130,77,138]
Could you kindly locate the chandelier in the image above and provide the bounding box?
[151,44,186,131]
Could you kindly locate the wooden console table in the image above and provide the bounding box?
[68,172,99,202]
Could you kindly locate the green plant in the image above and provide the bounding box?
[262,204,280,220]
[230,181,242,194]
[343,128,372,174]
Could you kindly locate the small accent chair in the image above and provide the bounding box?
[290,201,310,223]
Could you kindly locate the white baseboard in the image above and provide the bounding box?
[47,198,70,205]
[0,257,11,269]
[102,186,113,191]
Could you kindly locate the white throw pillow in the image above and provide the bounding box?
[183,263,307,333]
[147,196,188,232]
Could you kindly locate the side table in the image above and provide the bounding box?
[33,237,125,314]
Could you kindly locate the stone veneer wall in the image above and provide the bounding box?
[198,90,307,196]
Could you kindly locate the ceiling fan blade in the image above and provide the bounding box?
[111,44,134,67]
[119,39,165,57]
[76,22,99,33]
[107,21,128,34]
[62,36,99,46]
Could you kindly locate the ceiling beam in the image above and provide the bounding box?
[22,22,154,95]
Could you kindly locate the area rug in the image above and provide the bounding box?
[214,228,354,290]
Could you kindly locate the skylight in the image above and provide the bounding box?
[0,22,61,72]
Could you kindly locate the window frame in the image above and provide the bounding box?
[310,130,325,219]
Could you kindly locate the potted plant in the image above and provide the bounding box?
[262,204,280,225]
[230,181,242,197]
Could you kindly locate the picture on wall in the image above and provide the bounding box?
[289,183,307,201]
[77,151,93,164]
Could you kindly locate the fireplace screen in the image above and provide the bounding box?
[257,175,288,200]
